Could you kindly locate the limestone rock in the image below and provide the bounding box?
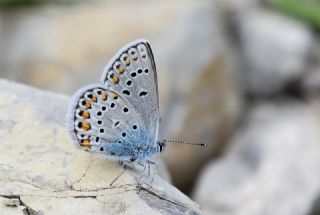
[237,9,313,96]
[0,79,202,215]
[217,0,314,97]
[0,196,26,215]
[0,0,208,96]
[193,101,320,215]
[156,0,242,193]
[301,39,320,96]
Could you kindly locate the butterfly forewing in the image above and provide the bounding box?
[100,39,159,147]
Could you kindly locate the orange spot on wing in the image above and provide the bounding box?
[111,93,118,100]
[81,139,91,147]
[91,96,97,102]
[82,111,90,119]
[116,65,125,74]
[110,74,119,84]
[82,122,91,131]
[84,101,91,109]
[101,92,108,101]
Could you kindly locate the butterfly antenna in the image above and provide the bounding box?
[163,139,207,147]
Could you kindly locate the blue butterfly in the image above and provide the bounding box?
[66,39,165,166]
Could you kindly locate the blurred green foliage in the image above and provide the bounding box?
[0,0,45,7]
[269,0,320,29]
[0,0,76,8]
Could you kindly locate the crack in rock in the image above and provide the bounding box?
[0,195,43,215]
[69,156,93,191]
[137,188,201,215]
[137,186,187,209]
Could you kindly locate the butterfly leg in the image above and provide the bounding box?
[146,160,158,184]
[137,162,147,185]
[110,164,127,187]
[109,159,132,187]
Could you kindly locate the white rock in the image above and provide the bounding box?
[0,0,207,95]
[0,79,202,215]
[193,101,320,215]
[0,196,26,215]
[238,9,313,96]
[302,68,320,95]
[156,0,242,192]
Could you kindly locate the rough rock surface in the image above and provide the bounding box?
[0,79,202,215]
[193,101,320,215]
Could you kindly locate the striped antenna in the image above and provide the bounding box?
[163,139,207,147]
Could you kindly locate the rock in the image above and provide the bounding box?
[0,0,209,96]
[237,9,313,96]
[0,196,26,215]
[193,101,320,215]
[302,68,320,95]
[301,39,320,96]
[155,0,242,193]
[0,78,202,215]
[162,56,242,193]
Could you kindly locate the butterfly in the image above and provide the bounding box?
[66,39,166,166]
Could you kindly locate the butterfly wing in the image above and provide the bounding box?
[66,84,148,157]
[100,39,159,147]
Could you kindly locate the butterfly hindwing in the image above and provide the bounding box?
[100,39,159,147]
[66,84,148,157]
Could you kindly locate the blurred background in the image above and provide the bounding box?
[1,0,320,214]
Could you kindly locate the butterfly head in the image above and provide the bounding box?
[157,141,167,153]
